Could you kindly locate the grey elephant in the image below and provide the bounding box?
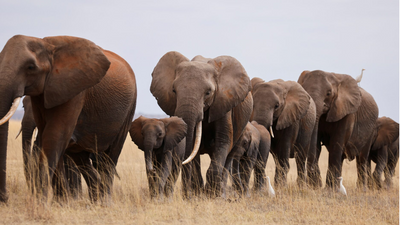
[298,70,379,190]
[129,116,187,200]
[0,35,137,202]
[151,52,253,198]
[250,78,316,187]
[367,116,399,189]
[223,121,271,198]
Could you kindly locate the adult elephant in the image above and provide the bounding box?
[224,121,271,198]
[0,35,137,202]
[368,117,399,189]
[298,70,379,190]
[250,78,316,187]
[129,116,187,200]
[18,96,82,198]
[151,52,252,198]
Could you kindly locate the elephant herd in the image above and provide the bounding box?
[0,35,398,203]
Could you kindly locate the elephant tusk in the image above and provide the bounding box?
[0,97,21,126]
[15,127,22,139]
[182,121,202,165]
[269,126,275,138]
[33,127,38,140]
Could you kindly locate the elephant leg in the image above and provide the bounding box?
[205,139,229,198]
[273,147,290,188]
[157,150,173,200]
[253,146,268,191]
[191,154,203,196]
[307,126,322,188]
[372,147,388,190]
[231,158,243,196]
[165,150,181,198]
[239,157,253,198]
[73,153,101,202]
[326,144,344,189]
[222,156,233,199]
[31,94,84,200]
[294,144,307,188]
[64,153,82,198]
[384,150,398,189]
[91,152,116,201]
[51,155,69,200]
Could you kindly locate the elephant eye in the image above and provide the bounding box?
[158,132,162,137]
[327,90,332,96]
[275,103,279,109]
[27,64,36,70]
[205,89,211,96]
[172,88,176,94]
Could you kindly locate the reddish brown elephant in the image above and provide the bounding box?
[0,35,137,202]
[367,117,399,189]
[298,70,379,190]
[151,52,252,198]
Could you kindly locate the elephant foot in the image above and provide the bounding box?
[0,193,8,204]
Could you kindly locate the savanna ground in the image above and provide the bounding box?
[0,120,398,224]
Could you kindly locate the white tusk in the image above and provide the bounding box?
[0,97,21,126]
[15,127,22,139]
[269,126,275,138]
[33,127,38,140]
[182,121,202,165]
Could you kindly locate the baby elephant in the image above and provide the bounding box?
[223,121,271,198]
[129,116,187,200]
[368,116,399,189]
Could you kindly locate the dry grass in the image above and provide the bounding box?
[1,120,398,224]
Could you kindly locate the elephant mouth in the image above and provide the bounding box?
[182,121,202,165]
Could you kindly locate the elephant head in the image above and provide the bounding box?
[234,122,260,160]
[297,70,362,122]
[251,78,311,132]
[129,116,187,173]
[371,117,399,151]
[0,35,111,201]
[150,51,251,162]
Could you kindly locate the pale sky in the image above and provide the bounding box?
[1,0,398,122]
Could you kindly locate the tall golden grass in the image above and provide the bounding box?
[1,120,398,224]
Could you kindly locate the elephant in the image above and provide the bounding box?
[18,96,82,198]
[0,35,137,202]
[250,78,316,187]
[129,116,187,200]
[367,116,399,189]
[151,51,253,198]
[223,121,271,198]
[298,70,379,190]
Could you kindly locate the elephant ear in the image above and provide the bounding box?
[276,81,310,130]
[43,36,110,109]
[297,70,311,85]
[326,73,362,122]
[372,117,399,150]
[161,116,187,151]
[251,77,265,92]
[129,116,147,151]
[150,51,189,116]
[192,55,212,62]
[207,56,251,122]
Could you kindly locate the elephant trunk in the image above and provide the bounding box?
[0,94,16,202]
[174,101,203,162]
[143,141,155,174]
